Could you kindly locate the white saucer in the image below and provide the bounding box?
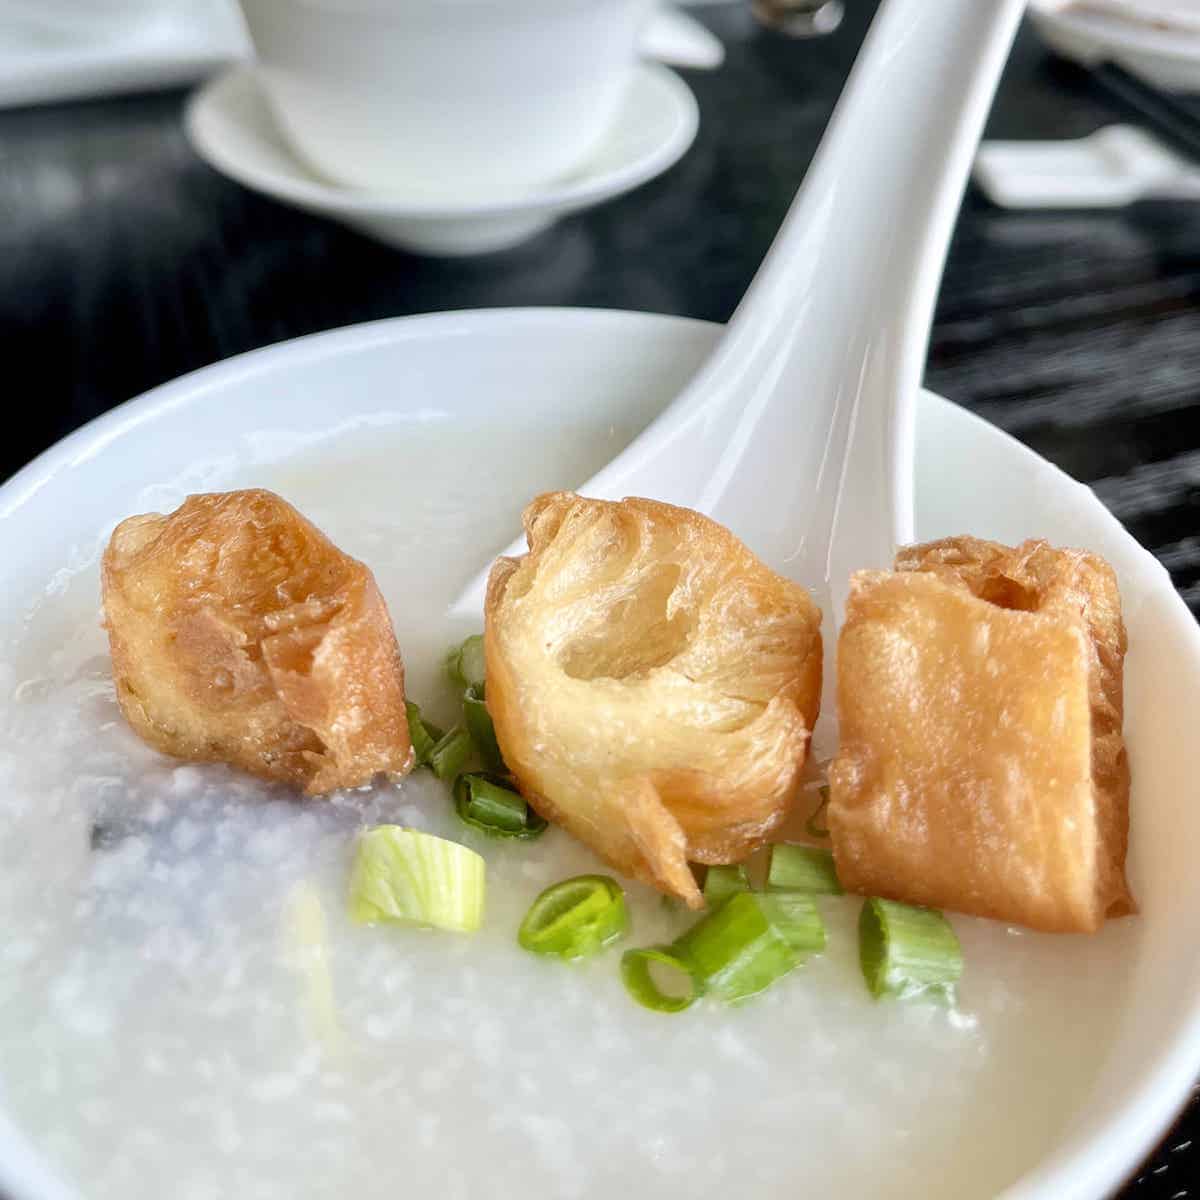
[1030,0,1200,93]
[185,65,700,256]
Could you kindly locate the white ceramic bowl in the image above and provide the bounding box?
[0,310,1197,1200]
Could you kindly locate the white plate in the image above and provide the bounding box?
[1,310,1199,1200]
[185,66,699,256]
[1030,0,1200,93]
[0,0,249,111]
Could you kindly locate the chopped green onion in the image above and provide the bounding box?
[675,892,825,1003]
[805,785,831,839]
[428,726,473,781]
[767,844,842,894]
[348,826,485,933]
[445,634,487,691]
[620,946,701,1013]
[703,864,750,907]
[518,875,627,960]
[463,684,504,769]
[456,773,525,832]
[453,772,547,840]
[282,882,346,1056]
[859,898,963,1002]
[405,701,445,767]
[762,894,828,954]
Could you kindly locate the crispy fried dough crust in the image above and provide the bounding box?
[829,536,1132,933]
[102,489,412,794]
[484,492,823,908]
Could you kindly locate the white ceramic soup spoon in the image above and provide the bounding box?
[455,0,1026,617]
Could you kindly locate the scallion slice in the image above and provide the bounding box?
[428,726,473,781]
[453,772,547,840]
[703,864,750,907]
[674,891,825,1003]
[282,882,346,1055]
[858,898,963,1002]
[405,701,445,768]
[457,773,525,832]
[348,826,485,933]
[762,894,828,953]
[767,844,842,894]
[518,875,627,960]
[445,634,487,691]
[463,684,504,769]
[620,946,701,1013]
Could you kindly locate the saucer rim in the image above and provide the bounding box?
[184,62,700,221]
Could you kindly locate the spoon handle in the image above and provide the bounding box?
[452,0,1025,618]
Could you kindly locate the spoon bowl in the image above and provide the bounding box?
[454,0,1027,625]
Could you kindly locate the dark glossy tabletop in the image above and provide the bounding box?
[2,3,1200,1197]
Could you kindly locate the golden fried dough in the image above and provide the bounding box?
[102,489,412,794]
[829,536,1132,933]
[484,492,823,908]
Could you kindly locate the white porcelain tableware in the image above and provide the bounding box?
[639,5,724,69]
[185,62,698,255]
[0,0,717,112]
[452,0,1026,650]
[0,0,249,109]
[0,310,1198,1200]
[1031,0,1200,93]
[238,0,657,198]
[1073,0,1200,34]
[975,124,1200,208]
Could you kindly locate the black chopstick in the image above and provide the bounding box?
[1093,60,1200,164]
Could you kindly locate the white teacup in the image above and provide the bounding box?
[237,0,655,199]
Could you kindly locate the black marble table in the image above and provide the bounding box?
[2,3,1199,1196]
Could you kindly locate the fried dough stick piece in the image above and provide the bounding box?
[830,536,1132,933]
[103,489,412,794]
[485,492,823,909]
